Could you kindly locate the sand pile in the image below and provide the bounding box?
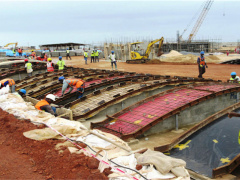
[146,59,161,64]
[161,54,221,64]
[162,50,183,58]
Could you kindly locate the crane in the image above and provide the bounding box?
[187,0,214,42]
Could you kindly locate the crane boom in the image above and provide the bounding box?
[188,0,213,42]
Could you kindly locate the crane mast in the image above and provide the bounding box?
[188,0,214,42]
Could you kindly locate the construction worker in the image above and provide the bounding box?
[95,50,99,62]
[91,50,95,63]
[0,78,16,92]
[47,58,54,72]
[24,59,33,77]
[18,48,22,56]
[35,94,60,116]
[31,50,36,59]
[197,51,208,78]
[229,72,240,83]
[12,49,16,56]
[109,51,117,70]
[58,76,85,99]
[56,56,65,71]
[66,48,71,60]
[13,89,26,98]
[84,51,88,65]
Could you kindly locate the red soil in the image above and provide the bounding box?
[0,108,109,179]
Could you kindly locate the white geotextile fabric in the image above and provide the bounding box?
[0,85,10,95]
[0,93,190,180]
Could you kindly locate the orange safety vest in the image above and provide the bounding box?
[47,62,54,72]
[35,99,50,111]
[18,49,22,53]
[199,57,206,65]
[0,79,15,87]
[66,79,85,88]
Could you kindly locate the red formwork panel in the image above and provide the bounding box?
[104,89,212,135]
[194,85,237,92]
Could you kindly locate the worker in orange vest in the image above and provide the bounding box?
[18,48,23,56]
[58,76,85,99]
[47,58,54,72]
[35,94,60,116]
[197,51,208,78]
[0,78,16,92]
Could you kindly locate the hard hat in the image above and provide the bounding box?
[19,89,26,95]
[59,56,62,60]
[67,48,69,50]
[111,51,114,53]
[46,94,56,101]
[24,59,28,62]
[47,58,52,61]
[58,76,65,81]
[200,51,204,55]
[31,49,34,52]
[231,72,237,76]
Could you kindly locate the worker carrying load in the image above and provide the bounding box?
[31,50,36,59]
[0,78,16,92]
[229,72,240,83]
[197,51,208,78]
[47,58,54,72]
[58,76,85,99]
[35,94,61,116]
[24,59,33,77]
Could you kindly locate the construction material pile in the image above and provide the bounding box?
[161,50,220,64]
[0,91,190,179]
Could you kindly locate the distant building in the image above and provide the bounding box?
[39,42,86,51]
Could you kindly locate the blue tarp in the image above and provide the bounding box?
[0,49,28,57]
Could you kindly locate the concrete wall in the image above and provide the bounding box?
[144,92,240,136]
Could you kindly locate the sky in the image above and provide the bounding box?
[0,0,239,47]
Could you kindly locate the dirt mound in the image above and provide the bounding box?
[146,59,161,64]
[161,54,221,64]
[0,108,109,179]
[162,50,182,57]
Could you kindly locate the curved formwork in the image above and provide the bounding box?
[91,83,240,140]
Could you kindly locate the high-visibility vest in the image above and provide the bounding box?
[47,62,54,72]
[12,49,16,53]
[91,52,94,57]
[84,52,88,57]
[35,99,50,111]
[66,79,85,88]
[199,57,206,65]
[66,50,70,53]
[26,62,32,70]
[0,79,15,87]
[18,49,22,53]
[57,60,65,70]
[95,51,99,56]
[230,76,240,83]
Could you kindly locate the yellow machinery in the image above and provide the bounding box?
[126,37,164,64]
[4,42,18,49]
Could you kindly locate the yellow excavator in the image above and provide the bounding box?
[4,42,18,49]
[126,37,164,64]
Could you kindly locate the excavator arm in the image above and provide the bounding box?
[143,37,164,59]
[4,42,18,48]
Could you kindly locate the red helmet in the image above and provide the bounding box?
[24,59,28,62]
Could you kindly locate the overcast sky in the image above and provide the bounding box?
[0,0,239,47]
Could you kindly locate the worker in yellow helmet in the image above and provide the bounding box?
[47,58,54,72]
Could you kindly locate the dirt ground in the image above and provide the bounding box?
[0,109,110,179]
[52,56,240,82]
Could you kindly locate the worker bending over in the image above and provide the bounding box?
[35,94,60,116]
[197,51,208,78]
[58,76,85,99]
[0,78,16,92]
[230,72,240,83]
[25,59,33,77]
[13,89,26,98]
[47,58,54,72]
